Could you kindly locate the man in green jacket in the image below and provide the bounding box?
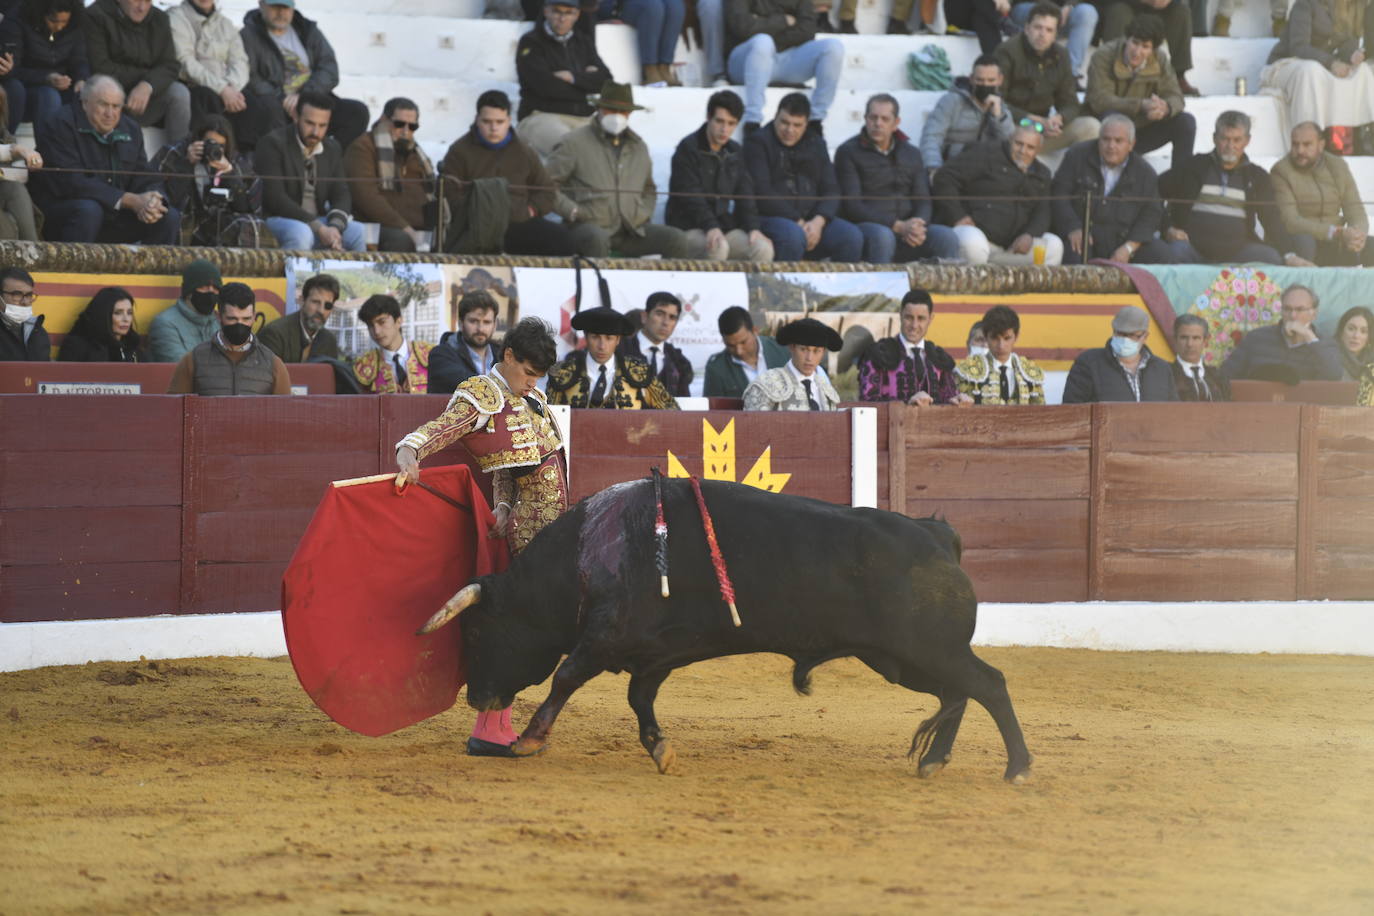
[995,3,1099,154]
[147,259,223,363]
[546,82,688,259]
[1271,121,1374,267]
[704,306,791,398]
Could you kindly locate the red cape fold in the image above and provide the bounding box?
[282,465,509,737]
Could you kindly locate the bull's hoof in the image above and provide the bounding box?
[1004,763,1032,785]
[916,759,947,779]
[511,735,547,757]
[466,737,518,758]
[650,739,676,775]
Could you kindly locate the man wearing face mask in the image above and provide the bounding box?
[919,55,1016,174]
[1062,304,1177,403]
[344,97,442,253]
[0,267,49,362]
[147,258,224,362]
[546,81,688,259]
[167,281,292,394]
[259,271,340,363]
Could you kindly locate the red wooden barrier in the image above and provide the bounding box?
[0,361,337,394]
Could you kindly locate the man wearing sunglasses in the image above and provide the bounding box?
[345,97,443,253]
[260,272,341,363]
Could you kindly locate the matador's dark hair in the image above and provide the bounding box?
[504,317,557,372]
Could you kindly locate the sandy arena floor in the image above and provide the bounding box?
[3,647,1373,915]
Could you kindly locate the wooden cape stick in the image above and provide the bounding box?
[332,472,399,488]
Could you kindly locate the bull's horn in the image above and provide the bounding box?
[416,583,482,635]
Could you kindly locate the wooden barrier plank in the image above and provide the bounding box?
[185,396,381,455]
[186,562,286,614]
[1,506,181,565]
[1296,406,1319,599]
[1315,451,1374,497]
[906,498,1087,549]
[906,404,1092,449]
[1100,549,1296,601]
[886,403,905,516]
[193,451,381,512]
[0,561,181,622]
[961,548,1088,602]
[1101,452,1298,503]
[0,449,182,508]
[1089,404,1106,599]
[1098,403,1301,452]
[904,449,1092,501]
[1313,551,1374,599]
[1101,500,1297,551]
[0,393,182,451]
[195,509,318,563]
[1315,406,1374,452]
[1313,497,1374,550]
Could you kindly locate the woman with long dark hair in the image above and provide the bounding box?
[154,113,265,247]
[1331,306,1374,382]
[57,286,141,362]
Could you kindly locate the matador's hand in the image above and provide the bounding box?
[395,446,420,490]
[489,504,512,539]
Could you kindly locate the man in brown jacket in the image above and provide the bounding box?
[344,97,440,252]
[440,90,575,256]
[1085,14,1195,171]
[1271,121,1374,267]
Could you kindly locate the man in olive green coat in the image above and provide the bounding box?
[1271,121,1374,267]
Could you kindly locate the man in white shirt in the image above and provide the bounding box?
[617,292,694,397]
[1170,313,1230,402]
[353,294,435,394]
[546,306,678,409]
[954,305,1046,404]
[704,306,791,399]
[744,317,842,411]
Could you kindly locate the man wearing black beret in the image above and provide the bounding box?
[547,306,679,409]
[743,316,842,411]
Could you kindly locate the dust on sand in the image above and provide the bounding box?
[3,648,1373,914]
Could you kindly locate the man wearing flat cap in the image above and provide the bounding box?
[547,305,679,409]
[546,81,689,260]
[1062,304,1178,403]
[744,317,842,411]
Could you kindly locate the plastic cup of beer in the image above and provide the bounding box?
[1032,240,1047,265]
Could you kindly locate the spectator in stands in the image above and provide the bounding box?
[441,90,575,256]
[725,0,844,132]
[547,81,688,259]
[32,74,181,244]
[0,0,88,133]
[1209,0,1288,37]
[694,0,730,85]
[1051,114,1190,265]
[858,288,960,404]
[154,113,265,247]
[1062,304,1177,402]
[0,266,47,361]
[1271,122,1374,268]
[240,0,370,150]
[1221,284,1343,382]
[84,0,191,144]
[255,91,366,252]
[353,293,434,394]
[836,0,915,33]
[704,305,790,398]
[954,304,1046,404]
[995,3,1099,154]
[1170,313,1230,401]
[344,97,441,253]
[743,316,841,411]
[429,289,503,395]
[601,0,683,86]
[836,93,960,264]
[258,271,339,363]
[617,291,693,397]
[934,121,1063,266]
[1085,14,1195,173]
[666,89,773,263]
[515,0,614,160]
[167,281,292,394]
[745,92,862,262]
[945,0,1012,55]
[967,321,988,357]
[1007,0,1097,78]
[147,258,222,362]
[0,91,41,242]
[168,0,272,146]
[57,286,141,362]
[1262,0,1374,135]
[1160,110,1309,267]
[1098,0,1199,97]
[1330,306,1374,382]
[546,305,679,409]
[919,55,1016,174]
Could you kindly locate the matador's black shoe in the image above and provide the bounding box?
[466,737,518,758]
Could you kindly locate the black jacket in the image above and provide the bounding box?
[617,334,693,397]
[84,0,179,94]
[514,22,612,120]
[744,123,841,223]
[31,104,166,209]
[834,128,933,228]
[726,0,816,56]
[1051,140,1163,258]
[240,7,340,100]
[0,9,89,90]
[666,124,759,234]
[428,333,504,395]
[57,329,141,362]
[253,123,351,224]
[1062,341,1179,403]
[154,140,259,228]
[1160,152,1293,255]
[1171,360,1231,402]
[933,140,1052,246]
[0,313,49,361]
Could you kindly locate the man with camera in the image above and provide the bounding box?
[155,114,264,246]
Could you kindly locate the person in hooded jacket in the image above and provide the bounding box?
[147,258,223,362]
[57,286,142,362]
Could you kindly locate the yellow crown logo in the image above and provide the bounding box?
[665,419,790,492]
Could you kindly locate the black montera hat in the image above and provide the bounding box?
[776,317,843,351]
[570,305,635,336]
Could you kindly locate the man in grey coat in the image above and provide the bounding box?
[919,54,1016,173]
[1062,305,1178,403]
[1221,284,1343,383]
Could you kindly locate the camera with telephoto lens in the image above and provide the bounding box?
[202,139,224,163]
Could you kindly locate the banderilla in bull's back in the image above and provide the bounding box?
[418,477,1033,784]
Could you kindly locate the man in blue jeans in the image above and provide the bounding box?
[725,0,843,132]
[744,92,862,262]
[835,93,961,264]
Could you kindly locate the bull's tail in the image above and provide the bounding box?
[908,698,969,760]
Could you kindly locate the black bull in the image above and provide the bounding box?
[433,478,1033,783]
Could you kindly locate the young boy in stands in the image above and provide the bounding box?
[954,305,1046,404]
[353,294,434,394]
